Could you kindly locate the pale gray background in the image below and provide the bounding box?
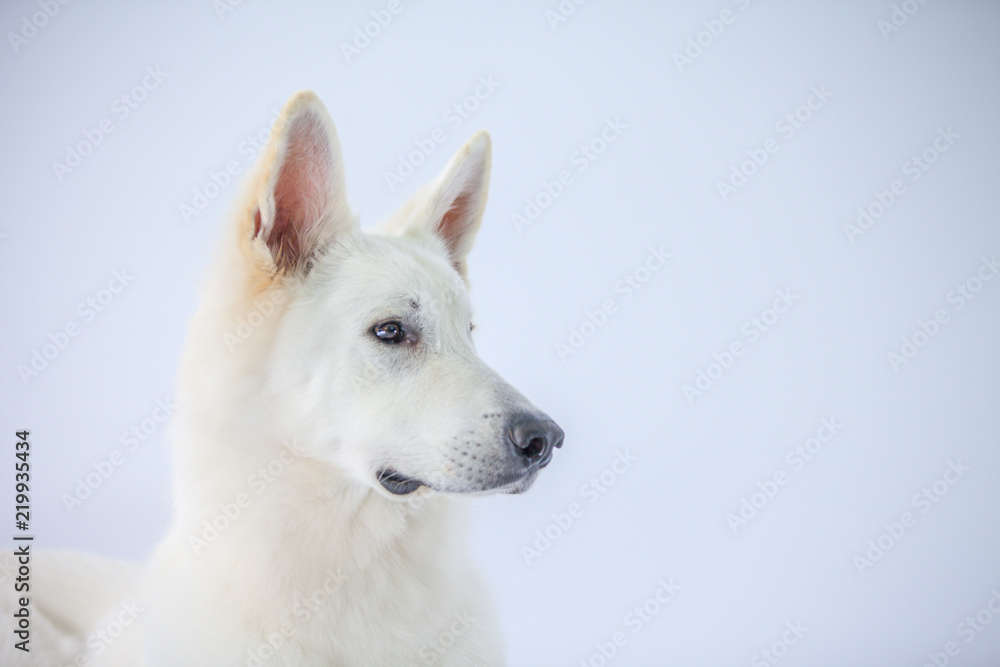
[2,1,999,665]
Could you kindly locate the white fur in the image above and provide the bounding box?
[1,91,561,666]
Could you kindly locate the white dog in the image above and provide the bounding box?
[2,90,562,666]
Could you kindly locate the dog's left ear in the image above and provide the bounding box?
[252,90,355,276]
[413,131,492,279]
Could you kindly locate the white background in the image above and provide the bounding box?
[2,1,999,665]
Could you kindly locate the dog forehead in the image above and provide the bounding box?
[318,233,471,317]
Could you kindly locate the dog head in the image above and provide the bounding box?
[234,91,563,499]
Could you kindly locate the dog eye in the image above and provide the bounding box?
[373,321,405,343]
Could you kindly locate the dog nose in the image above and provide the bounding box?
[507,414,564,469]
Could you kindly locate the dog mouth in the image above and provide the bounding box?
[376,469,423,495]
[497,469,538,495]
[376,467,539,496]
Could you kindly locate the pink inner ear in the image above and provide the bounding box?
[438,191,475,258]
[267,111,333,269]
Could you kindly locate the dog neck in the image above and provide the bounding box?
[149,431,471,663]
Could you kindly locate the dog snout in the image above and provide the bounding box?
[507,414,564,470]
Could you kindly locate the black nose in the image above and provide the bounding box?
[507,414,564,469]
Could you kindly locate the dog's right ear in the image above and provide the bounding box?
[249,90,354,276]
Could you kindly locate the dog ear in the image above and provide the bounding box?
[417,131,492,279]
[252,91,354,275]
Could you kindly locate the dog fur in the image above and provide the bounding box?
[1,90,562,666]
